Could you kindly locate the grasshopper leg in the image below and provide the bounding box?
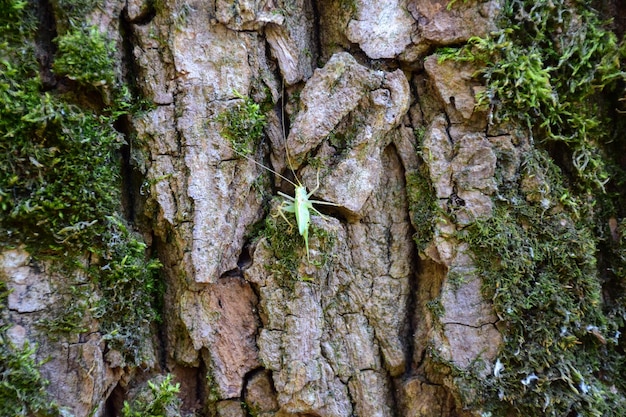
[307,169,321,198]
[273,201,296,231]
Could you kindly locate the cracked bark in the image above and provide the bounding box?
[7,0,623,416]
[0,0,497,415]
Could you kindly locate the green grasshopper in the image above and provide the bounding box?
[230,146,339,261]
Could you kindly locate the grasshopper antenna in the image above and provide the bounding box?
[280,80,301,185]
[228,145,299,189]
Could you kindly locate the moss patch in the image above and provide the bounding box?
[0,282,60,416]
[406,125,442,255]
[121,374,181,417]
[218,91,267,156]
[261,202,336,285]
[456,149,626,415]
[0,0,161,369]
[53,25,116,87]
[438,0,626,191]
[262,211,305,285]
[406,168,439,254]
[433,0,626,415]
[95,217,162,362]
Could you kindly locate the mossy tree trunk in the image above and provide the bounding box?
[1,0,626,416]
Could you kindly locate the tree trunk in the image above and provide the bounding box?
[1,0,626,416]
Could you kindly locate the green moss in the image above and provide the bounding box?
[262,213,303,284]
[439,0,626,191]
[34,216,163,355]
[433,1,626,414]
[0,0,161,368]
[0,6,65,411]
[202,368,222,416]
[241,401,261,417]
[261,203,336,284]
[446,0,468,10]
[53,25,116,87]
[406,168,439,253]
[121,374,181,417]
[406,125,442,254]
[218,91,267,156]
[1,99,123,251]
[95,217,162,363]
[454,149,626,415]
[0,18,123,252]
[426,298,445,319]
[0,282,60,417]
[327,122,358,157]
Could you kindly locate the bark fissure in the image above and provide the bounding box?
[35,0,57,90]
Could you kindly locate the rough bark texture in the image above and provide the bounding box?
[2,0,626,416]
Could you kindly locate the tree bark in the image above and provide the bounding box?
[1,0,626,416]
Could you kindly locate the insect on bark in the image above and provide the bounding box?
[230,145,339,261]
